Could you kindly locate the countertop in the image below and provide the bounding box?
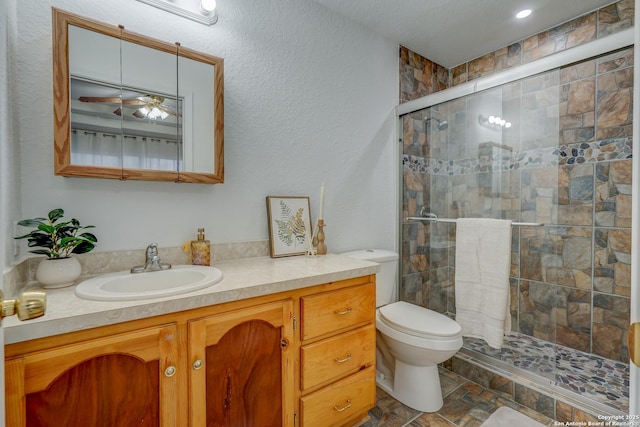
[4,254,379,345]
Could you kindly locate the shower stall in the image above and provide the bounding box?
[398,30,633,417]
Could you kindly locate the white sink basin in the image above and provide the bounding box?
[74,265,223,301]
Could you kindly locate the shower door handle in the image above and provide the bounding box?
[629,322,640,367]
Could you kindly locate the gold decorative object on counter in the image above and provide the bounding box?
[191,228,211,266]
[0,290,46,321]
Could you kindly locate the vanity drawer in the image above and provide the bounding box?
[301,324,375,391]
[300,283,375,341]
[300,366,375,427]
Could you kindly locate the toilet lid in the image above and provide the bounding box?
[379,301,461,338]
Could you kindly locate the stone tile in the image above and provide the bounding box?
[450,358,514,399]
[518,280,555,341]
[438,384,478,424]
[408,412,456,426]
[439,366,466,397]
[519,226,592,289]
[595,160,632,227]
[593,292,630,362]
[557,164,594,225]
[468,53,496,81]
[514,384,555,419]
[594,228,631,296]
[566,13,597,49]
[368,387,421,426]
[399,46,449,104]
[598,0,634,36]
[555,401,573,423]
[596,56,633,140]
[520,167,558,225]
[451,64,467,87]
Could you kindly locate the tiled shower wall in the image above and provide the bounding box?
[399,0,633,363]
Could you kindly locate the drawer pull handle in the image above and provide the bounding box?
[334,353,352,363]
[334,307,352,315]
[333,399,352,412]
[192,359,203,370]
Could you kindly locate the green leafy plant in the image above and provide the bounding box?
[15,208,98,258]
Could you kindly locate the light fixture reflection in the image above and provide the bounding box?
[136,96,171,120]
[479,114,511,130]
[200,0,216,14]
[516,9,532,19]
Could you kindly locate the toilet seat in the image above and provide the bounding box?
[379,301,461,339]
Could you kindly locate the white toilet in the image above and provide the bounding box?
[340,249,463,412]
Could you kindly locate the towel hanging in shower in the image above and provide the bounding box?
[454,218,512,349]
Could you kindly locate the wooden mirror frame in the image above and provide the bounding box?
[52,8,224,184]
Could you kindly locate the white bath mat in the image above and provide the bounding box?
[480,406,546,427]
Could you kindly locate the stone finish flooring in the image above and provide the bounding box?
[364,368,555,426]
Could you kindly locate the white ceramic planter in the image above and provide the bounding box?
[36,257,82,288]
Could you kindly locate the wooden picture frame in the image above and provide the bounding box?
[266,196,313,258]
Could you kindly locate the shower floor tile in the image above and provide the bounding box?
[463,332,629,413]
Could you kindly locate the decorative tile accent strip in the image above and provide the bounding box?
[402,138,630,176]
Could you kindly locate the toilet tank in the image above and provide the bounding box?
[339,249,398,308]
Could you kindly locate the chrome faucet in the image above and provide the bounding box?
[131,243,172,273]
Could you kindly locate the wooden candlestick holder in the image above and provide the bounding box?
[315,219,327,255]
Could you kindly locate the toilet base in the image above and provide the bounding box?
[376,361,444,413]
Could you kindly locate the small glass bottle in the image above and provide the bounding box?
[191,228,211,266]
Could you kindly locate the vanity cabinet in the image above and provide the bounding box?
[5,275,376,427]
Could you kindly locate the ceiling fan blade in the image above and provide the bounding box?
[78,96,146,106]
[132,109,147,119]
[121,99,146,105]
[78,96,122,103]
[159,105,182,118]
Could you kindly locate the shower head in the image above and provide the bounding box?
[425,117,448,131]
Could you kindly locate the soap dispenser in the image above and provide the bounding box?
[191,228,211,266]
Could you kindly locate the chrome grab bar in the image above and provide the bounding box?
[406,213,543,227]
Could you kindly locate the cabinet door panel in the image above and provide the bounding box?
[206,320,281,426]
[26,355,159,427]
[189,300,294,427]
[6,324,178,427]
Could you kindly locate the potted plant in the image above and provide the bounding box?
[15,208,98,288]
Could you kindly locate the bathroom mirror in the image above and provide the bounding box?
[52,8,224,183]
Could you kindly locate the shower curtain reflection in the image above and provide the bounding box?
[71,129,178,171]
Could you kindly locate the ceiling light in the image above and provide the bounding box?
[516,9,532,19]
[200,0,217,14]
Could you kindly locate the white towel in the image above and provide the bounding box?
[454,218,512,349]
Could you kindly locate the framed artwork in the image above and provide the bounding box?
[266,196,313,257]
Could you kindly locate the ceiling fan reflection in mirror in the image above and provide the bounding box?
[78,94,180,120]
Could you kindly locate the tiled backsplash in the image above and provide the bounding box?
[3,240,269,298]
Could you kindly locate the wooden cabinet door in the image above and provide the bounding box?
[188,300,294,427]
[6,324,179,427]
